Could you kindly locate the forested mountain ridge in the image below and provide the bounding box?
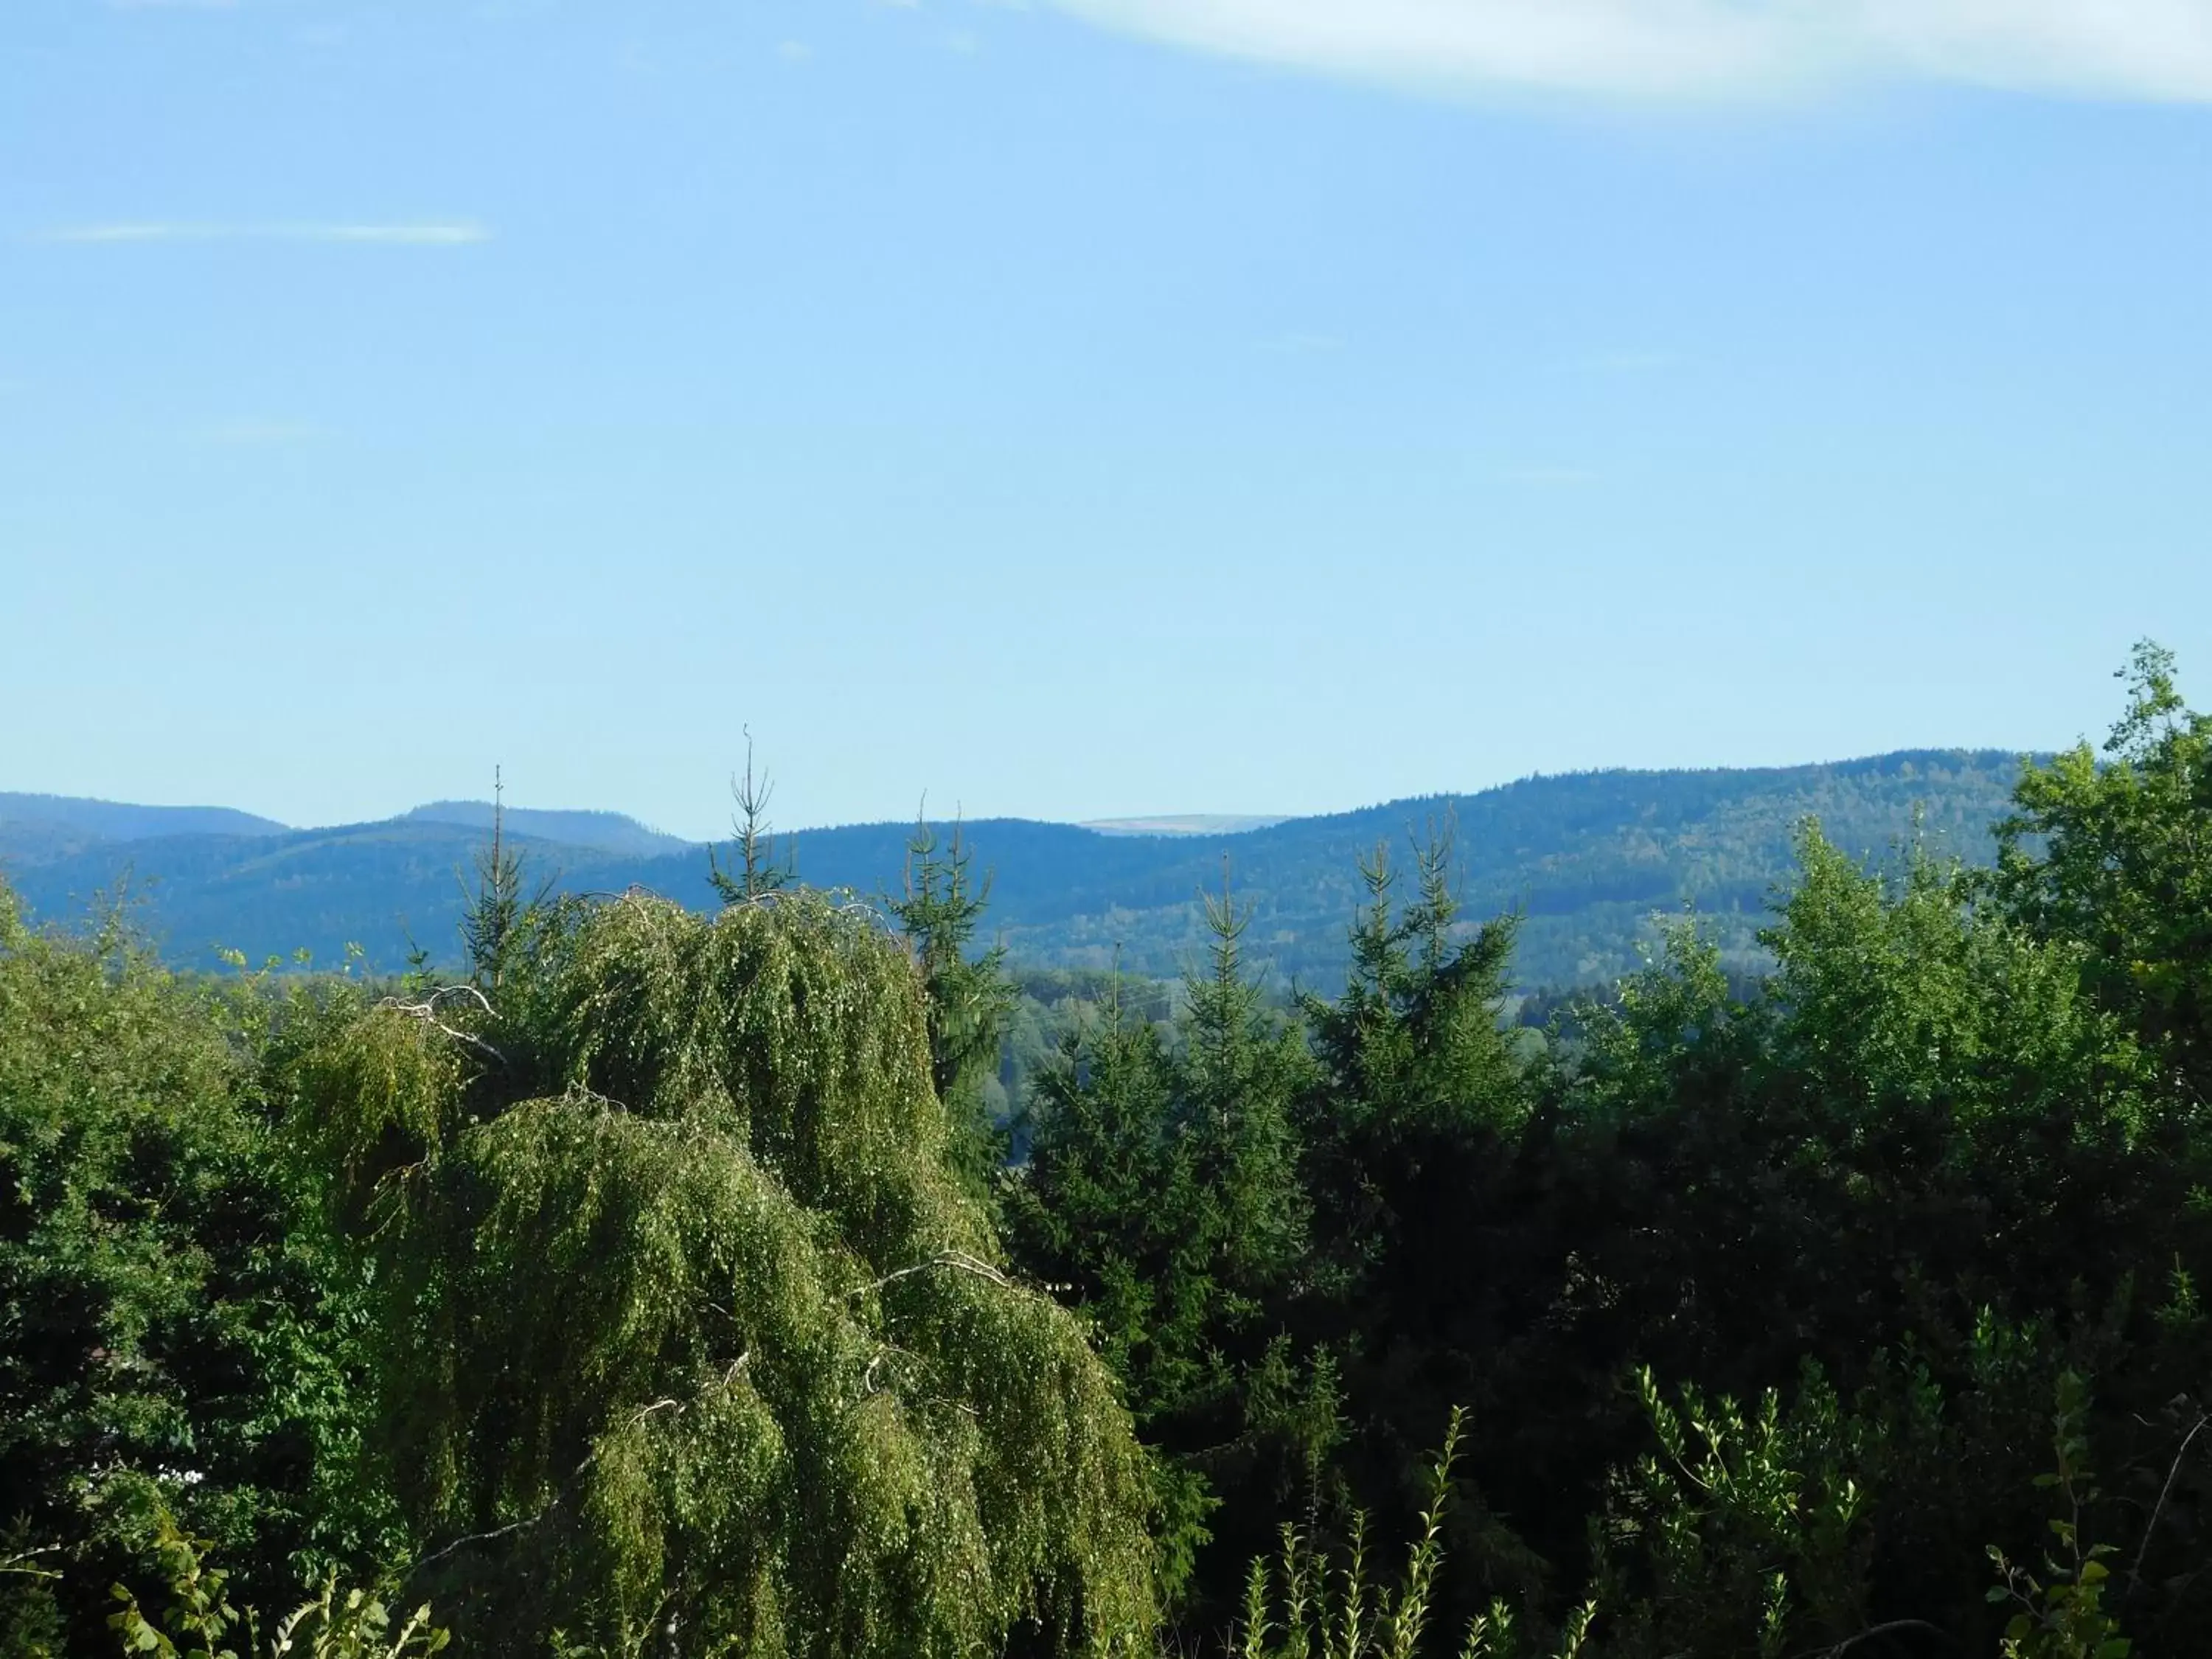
[394,799,693,857]
[0,791,289,845]
[1,748,2024,987]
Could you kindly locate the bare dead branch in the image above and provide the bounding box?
[378,986,507,1066]
[846,1250,1014,1301]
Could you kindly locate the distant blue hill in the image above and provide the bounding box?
[0,792,290,843]
[399,800,692,858]
[0,750,2033,990]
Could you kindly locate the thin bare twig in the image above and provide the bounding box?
[561,1084,639,1116]
[0,1544,60,1583]
[2129,1410,2209,1607]
[406,1511,549,1582]
[1796,1618,1955,1658]
[406,1400,686,1585]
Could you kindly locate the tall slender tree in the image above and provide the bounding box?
[708,731,796,905]
[457,768,525,990]
[1010,872,1321,1621]
[889,814,1019,1206]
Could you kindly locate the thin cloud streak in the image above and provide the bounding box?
[41,223,224,243]
[1051,0,2212,102]
[34,221,492,246]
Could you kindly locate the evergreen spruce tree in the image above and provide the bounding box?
[1180,873,1310,1308]
[1296,822,1526,1295]
[1012,962,1217,1608]
[708,733,796,905]
[889,815,1019,1208]
[458,770,551,991]
[1010,876,1321,1622]
[1290,824,1547,1621]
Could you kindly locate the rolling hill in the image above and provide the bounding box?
[397,800,693,858]
[0,749,2030,989]
[0,792,289,845]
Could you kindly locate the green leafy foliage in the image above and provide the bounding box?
[103,1494,447,1659]
[1986,1374,2133,1659]
[1596,1365,1882,1657]
[299,888,1153,1657]
[0,892,387,1651]
[1235,1413,1596,1659]
[1994,640,2212,1105]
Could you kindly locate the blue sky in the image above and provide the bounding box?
[4,0,2209,839]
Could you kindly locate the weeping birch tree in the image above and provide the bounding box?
[293,888,1155,1658]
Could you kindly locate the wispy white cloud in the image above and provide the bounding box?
[41,222,223,243]
[776,39,814,62]
[34,221,491,246]
[1052,0,2212,102]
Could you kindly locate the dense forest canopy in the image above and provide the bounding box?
[4,646,2211,1658]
